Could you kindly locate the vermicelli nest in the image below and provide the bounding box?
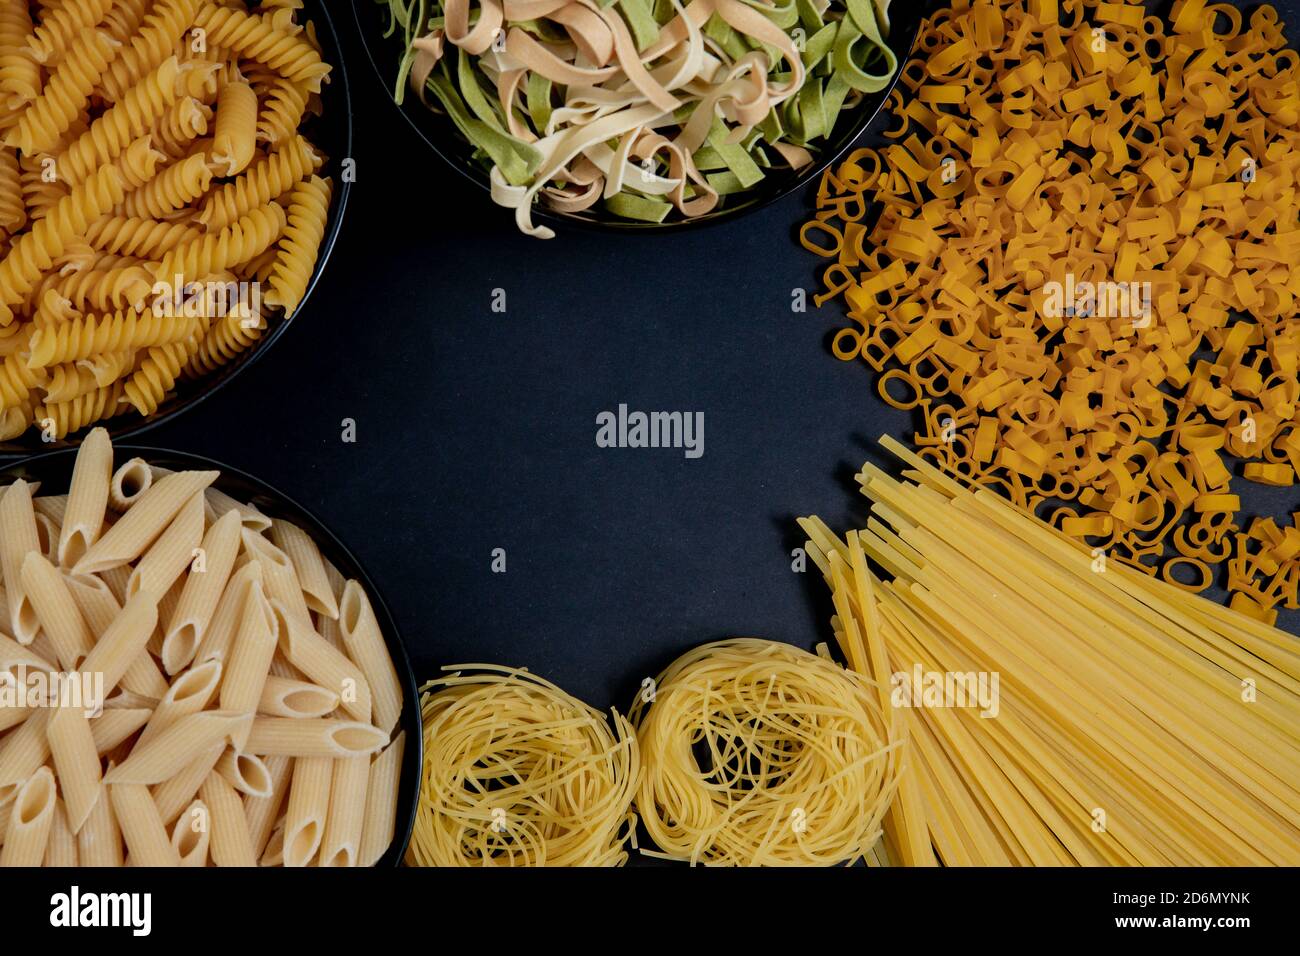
[629,638,899,866]
[407,666,639,867]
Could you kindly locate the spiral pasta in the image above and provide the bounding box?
[265,175,330,317]
[100,0,203,103]
[0,164,127,323]
[0,0,336,440]
[26,0,115,65]
[7,30,117,154]
[192,5,330,91]
[85,216,203,259]
[27,308,199,368]
[211,79,257,175]
[0,0,40,107]
[197,133,320,230]
[122,151,215,219]
[630,638,899,867]
[58,56,182,186]
[34,380,128,439]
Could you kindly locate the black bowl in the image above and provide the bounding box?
[352,0,922,235]
[0,0,354,457]
[1,445,422,867]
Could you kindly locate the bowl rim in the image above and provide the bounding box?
[350,0,922,235]
[0,0,355,459]
[0,442,423,867]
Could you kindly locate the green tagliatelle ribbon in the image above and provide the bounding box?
[377,0,898,235]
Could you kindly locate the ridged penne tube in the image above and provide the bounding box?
[64,572,122,637]
[320,755,367,867]
[282,755,328,867]
[0,709,49,786]
[0,705,30,735]
[77,783,123,866]
[151,740,223,825]
[109,783,180,866]
[46,799,78,866]
[214,748,271,798]
[47,704,101,830]
[203,487,270,532]
[242,529,311,628]
[170,798,209,866]
[0,631,55,675]
[193,558,262,665]
[200,770,256,865]
[78,589,158,694]
[20,552,93,668]
[73,469,218,575]
[270,518,336,619]
[258,675,338,718]
[32,512,59,563]
[339,581,401,735]
[58,426,112,568]
[136,659,222,749]
[162,509,240,674]
[90,708,152,754]
[359,731,404,867]
[0,479,42,643]
[245,718,387,759]
[260,820,285,866]
[108,457,151,512]
[219,579,276,715]
[104,710,252,784]
[33,495,67,527]
[0,766,55,866]
[273,600,371,723]
[244,754,290,858]
[126,491,204,600]
[119,643,169,701]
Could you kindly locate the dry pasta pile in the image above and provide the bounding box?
[0,429,406,867]
[800,0,1300,622]
[0,0,335,441]
[799,435,1300,866]
[407,665,638,866]
[629,637,898,866]
[383,0,898,236]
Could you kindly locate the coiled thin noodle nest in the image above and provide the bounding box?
[407,665,640,867]
[629,638,900,866]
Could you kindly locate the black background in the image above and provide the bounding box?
[138,0,1300,749]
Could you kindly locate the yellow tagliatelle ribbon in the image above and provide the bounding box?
[801,0,1300,623]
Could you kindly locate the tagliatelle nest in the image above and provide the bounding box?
[383,0,899,235]
[801,0,1300,622]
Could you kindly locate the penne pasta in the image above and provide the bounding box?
[170,798,210,867]
[0,709,50,787]
[77,783,124,867]
[204,487,271,533]
[0,480,43,644]
[258,675,339,718]
[0,767,57,866]
[220,580,277,715]
[47,705,103,831]
[283,756,330,867]
[194,560,263,666]
[127,493,205,601]
[105,711,253,785]
[244,754,291,858]
[59,427,113,569]
[200,771,257,866]
[274,600,371,723]
[137,660,223,749]
[78,590,159,696]
[33,495,68,528]
[245,718,387,759]
[91,709,154,755]
[107,459,152,514]
[162,510,241,675]
[271,519,338,620]
[215,749,273,798]
[339,581,402,735]
[243,530,314,629]
[110,783,181,867]
[152,742,226,826]
[46,799,79,866]
[20,552,94,669]
[73,470,219,576]
[320,755,368,867]
[359,731,405,867]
